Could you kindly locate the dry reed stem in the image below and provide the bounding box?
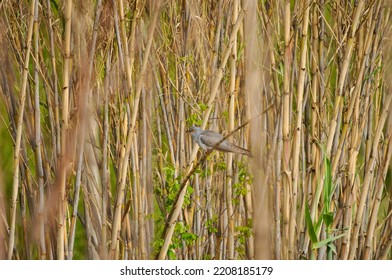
[7,0,35,260]
[282,0,292,260]
[290,0,310,259]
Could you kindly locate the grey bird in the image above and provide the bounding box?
[187,126,252,157]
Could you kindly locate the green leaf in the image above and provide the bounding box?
[167,249,177,260]
[323,156,332,211]
[181,232,197,245]
[217,161,227,170]
[187,185,194,195]
[312,233,346,250]
[305,203,318,243]
[315,205,324,233]
[323,212,334,228]
[327,243,337,254]
[198,103,207,112]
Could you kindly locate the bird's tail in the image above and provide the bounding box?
[228,144,253,157]
[238,147,253,157]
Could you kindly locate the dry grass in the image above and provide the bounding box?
[0,0,391,260]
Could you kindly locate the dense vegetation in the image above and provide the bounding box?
[0,0,391,260]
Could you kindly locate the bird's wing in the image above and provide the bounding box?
[199,130,223,148]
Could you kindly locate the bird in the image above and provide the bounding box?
[187,126,252,157]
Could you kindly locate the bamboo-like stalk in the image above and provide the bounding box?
[281,0,292,260]
[61,0,73,129]
[33,0,46,259]
[289,0,310,259]
[57,0,73,260]
[100,50,111,259]
[67,134,85,260]
[7,0,36,260]
[225,0,239,260]
[144,86,154,258]
[275,114,283,259]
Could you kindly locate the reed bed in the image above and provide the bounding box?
[0,0,391,260]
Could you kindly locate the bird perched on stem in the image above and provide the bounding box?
[187,126,252,157]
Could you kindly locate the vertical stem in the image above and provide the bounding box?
[226,0,239,260]
[33,0,46,260]
[290,0,310,259]
[100,50,111,259]
[57,0,73,260]
[8,0,36,260]
[282,0,292,260]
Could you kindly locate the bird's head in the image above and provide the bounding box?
[186,126,204,138]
